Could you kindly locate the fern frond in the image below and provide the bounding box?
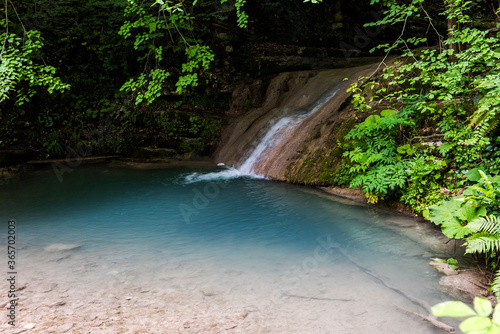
[466,215,500,234]
[483,117,500,137]
[464,231,500,254]
[468,96,497,131]
[492,269,500,299]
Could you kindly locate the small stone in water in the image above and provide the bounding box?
[23,323,36,329]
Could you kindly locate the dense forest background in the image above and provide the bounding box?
[0,0,398,163]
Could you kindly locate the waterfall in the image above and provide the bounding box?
[201,64,379,183]
[237,88,339,176]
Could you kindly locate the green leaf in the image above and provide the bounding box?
[442,217,469,238]
[456,204,487,223]
[474,297,493,317]
[427,200,463,226]
[380,109,396,117]
[466,168,482,182]
[432,301,477,317]
[492,304,500,325]
[488,325,500,334]
[397,144,410,154]
[363,115,381,126]
[459,316,492,333]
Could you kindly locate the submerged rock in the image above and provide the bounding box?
[429,258,458,276]
[23,323,36,330]
[439,271,491,302]
[44,243,81,252]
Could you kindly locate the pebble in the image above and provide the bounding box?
[23,323,36,329]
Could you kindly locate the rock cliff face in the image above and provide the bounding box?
[215,63,378,181]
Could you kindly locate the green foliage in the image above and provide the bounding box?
[465,216,500,255]
[0,24,70,105]
[220,0,248,28]
[447,257,459,270]
[118,0,248,104]
[426,171,500,296]
[341,102,445,209]
[432,297,500,334]
[338,0,500,213]
[118,0,209,104]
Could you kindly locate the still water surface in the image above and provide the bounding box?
[0,163,456,333]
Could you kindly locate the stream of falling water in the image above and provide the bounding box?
[237,88,339,176]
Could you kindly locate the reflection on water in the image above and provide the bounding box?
[0,164,456,333]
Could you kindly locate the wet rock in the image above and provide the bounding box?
[439,271,490,302]
[320,186,367,203]
[201,290,216,297]
[44,244,81,252]
[429,259,458,276]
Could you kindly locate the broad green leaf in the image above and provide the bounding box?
[397,145,408,154]
[363,115,381,126]
[456,204,487,223]
[466,168,482,182]
[427,200,462,226]
[488,326,500,334]
[459,316,491,333]
[432,300,477,317]
[442,217,468,238]
[380,109,396,117]
[474,297,493,317]
[492,304,500,325]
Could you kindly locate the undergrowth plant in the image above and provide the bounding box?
[0,6,70,106]
[338,0,500,212]
[432,296,500,334]
[426,171,500,296]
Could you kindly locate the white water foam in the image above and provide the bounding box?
[182,166,266,184]
[236,88,339,175]
[237,116,299,175]
[183,87,339,184]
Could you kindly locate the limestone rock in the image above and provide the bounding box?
[429,258,458,276]
[439,271,490,302]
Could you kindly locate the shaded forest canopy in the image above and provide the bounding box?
[3,0,490,160]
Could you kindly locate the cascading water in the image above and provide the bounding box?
[237,88,339,176]
[213,65,378,181]
[184,86,340,183]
